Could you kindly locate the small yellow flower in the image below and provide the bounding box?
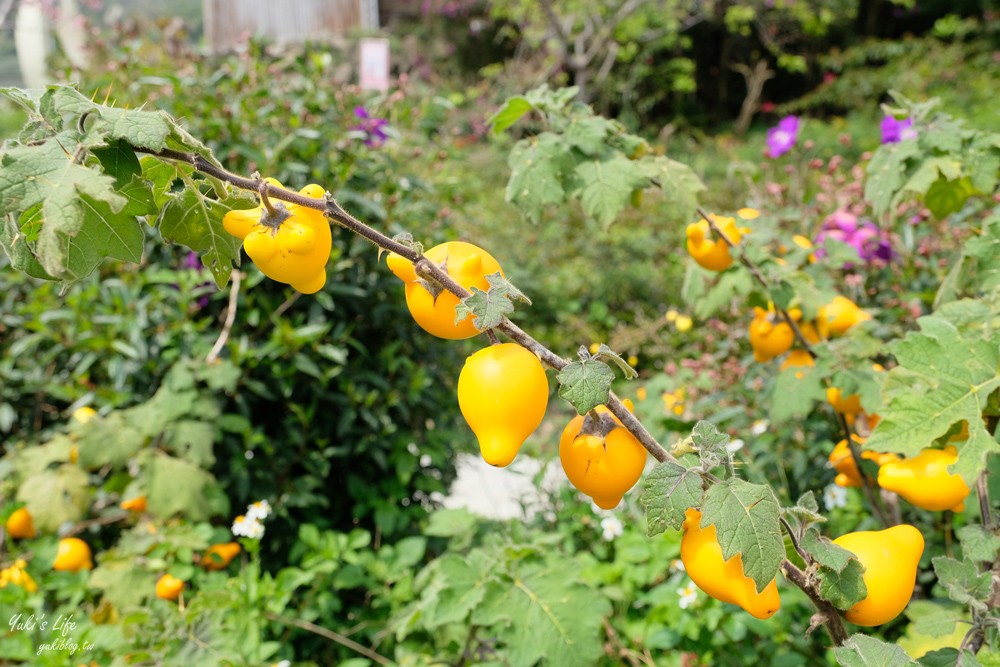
[666,309,678,323]
[589,342,600,355]
[737,208,760,220]
[675,315,693,333]
[672,405,685,416]
[792,235,813,250]
[637,387,648,401]
[627,354,638,368]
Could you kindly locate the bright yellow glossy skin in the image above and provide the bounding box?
[878,446,970,512]
[457,344,548,467]
[780,349,815,374]
[223,179,332,294]
[826,387,863,419]
[559,401,646,509]
[202,542,242,570]
[155,574,184,601]
[387,241,504,339]
[749,307,795,362]
[681,509,781,619]
[71,406,97,423]
[832,525,924,626]
[53,537,93,572]
[819,296,871,336]
[0,559,38,592]
[686,216,747,272]
[6,507,36,539]
[120,495,147,513]
[828,437,899,488]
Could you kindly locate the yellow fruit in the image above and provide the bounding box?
[457,343,549,467]
[828,436,899,488]
[386,241,503,339]
[749,307,795,362]
[201,542,242,570]
[675,315,693,333]
[681,508,780,620]
[827,386,863,419]
[53,537,93,572]
[686,215,748,272]
[559,400,644,509]
[819,296,871,336]
[832,525,924,626]
[155,574,184,601]
[71,406,97,423]
[120,496,147,513]
[0,559,38,592]
[6,507,36,539]
[780,349,815,373]
[878,446,970,512]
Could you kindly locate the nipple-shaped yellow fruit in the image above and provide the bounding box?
[457,343,549,467]
[386,241,504,339]
[686,215,747,272]
[832,524,924,626]
[680,508,781,620]
[877,446,970,512]
[559,400,645,509]
[819,296,871,336]
[748,307,795,362]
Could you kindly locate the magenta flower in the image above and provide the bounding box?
[766,116,800,158]
[352,107,390,147]
[815,210,894,266]
[880,115,916,144]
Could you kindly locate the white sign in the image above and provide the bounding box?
[359,38,390,92]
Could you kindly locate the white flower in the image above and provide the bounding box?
[726,438,745,454]
[273,661,291,667]
[751,419,769,436]
[670,558,686,573]
[232,514,265,539]
[823,483,848,510]
[677,582,698,609]
[600,516,624,541]
[245,499,272,521]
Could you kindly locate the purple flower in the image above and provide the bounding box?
[352,107,390,147]
[766,116,800,158]
[880,115,916,144]
[815,210,895,266]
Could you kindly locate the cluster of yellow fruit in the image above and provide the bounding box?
[748,296,870,365]
[681,508,925,626]
[3,506,242,601]
[385,241,648,509]
[829,436,971,512]
[685,211,755,272]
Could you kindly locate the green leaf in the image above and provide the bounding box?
[688,420,731,470]
[817,559,868,610]
[118,174,158,216]
[140,155,192,208]
[783,491,826,525]
[454,272,531,329]
[931,556,993,613]
[639,460,704,535]
[801,529,859,573]
[143,451,219,521]
[77,412,148,468]
[489,96,533,135]
[865,314,1000,484]
[92,138,142,186]
[0,212,56,280]
[563,116,615,156]
[157,187,246,287]
[0,137,126,278]
[472,558,611,667]
[591,343,638,380]
[638,155,706,221]
[572,154,649,228]
[63,192,145,280]
[15,465,89,531]
[924,176,975,220]
[835,634,919,667]
[905,600,964,639]
[164,420,217,467]
[556,358,616,414]
[865,139,923,218]
[89,554,157,609]
[424,508,479,538]
[957,524,1000,563]
[505,133,571,223]
[700,479,783,592]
